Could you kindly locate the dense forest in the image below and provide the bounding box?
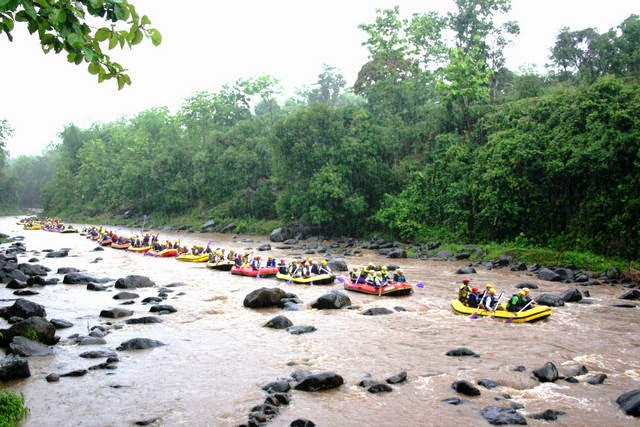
[1,1,639,260]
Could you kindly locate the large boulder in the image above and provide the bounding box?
[0,355,30,381]
[620,290,640,300]
[99,308,134,318]
[451,380,481,396]
[125,316,163,325]
[113,291,140,300]
[560,288,582,303]
[481,406,526,425]
[115,275,156,289]
[4,316,58,345]
[116,338,166,351]
[386,248,407,259]
[64,272,110,284]
[45,249,69,258]
[456,266,477,275]
[294,371,344,391]
[243,287,287,308]
[327,258,348,272]
[535,294,565,307]
[8,336,58,357]
[537,268,561,282]
[310,290,351,309]
[17,263,50,276]
[533,362,559,382]
[617,389,640,417]
[362,307,393,316]
[0,298,46,319]
[264,315,293,329]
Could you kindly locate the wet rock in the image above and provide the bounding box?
[560,288,582,303]
[612,303,637,308]
[513,365,526,372]
[116,338,166,351]
[386,248,407,258]
[327,258,348,272]
[5,317,58,345]
[617,389,640,416]
[78,337,107,345]
[257,244,271,251]
[46,373,60,382]
[533,362,559,382]
[45,249,69,258]
[535,294,565,307]
[264,315,293,329]
[201,219,216,230]
[125,316,163,325]
[294,372,344,391]
[18,263,50,276]
[57,267,79,274]
[435,250,453,259]
[563,364,588,377]
[60,369,88,377]
[537,268,561,282]
[99,308,133,318]
[530,409,566,421]
[510,262,527,271]
[515,282,539,289]
[442,397,463,405]
[481,406,527,425]
[142,296,163,304]
[554,268,574,282]
[9,336,58,357]
[0,355,30,381]
[620,290,640,300]
[564,377,579,383]
[446,347,478,357]
[63,272,104,284]
[478,379,497,389]
[452,380,481,396]
[79,349,118,359]
[574,272,589,282]
[310,290,351,309]
[587,373,607,385]
[394,306,406,312]
[0,298,46,319]
[115,275,155,289]
[113,291,140,300]
[26,275,47,286]
[606,266,622,280]
[290,419,315,427]
[456,266,477,275]
[14,290,39,296]
[134,418,159,426]
[244,287,287,308]
[262,380,291,393]
[366,382,393,393]
[86,283,108,291]
[287,325,316,335]
[149,304,177,314]
[220,223,236,233]
[89,361,118,370]
[7,316,23,324]
[386,371,407,384]
[6,279,28,289]
[362,307,393,316]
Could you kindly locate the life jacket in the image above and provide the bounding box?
[458,284,470,301]
[467,292,480,307]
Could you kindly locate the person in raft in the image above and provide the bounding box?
[319,260,332,275]
[393,269,406,283]
[458,278,472,303]
[507,288,535,312]
[466,287,481,308]
[480,287,498,310]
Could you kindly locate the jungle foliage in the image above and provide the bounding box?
[3,2,640,259]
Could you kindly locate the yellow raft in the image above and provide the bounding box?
[450,299,552,323]
[275,272,336,285]
[176,253,209,263]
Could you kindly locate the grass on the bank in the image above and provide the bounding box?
[0,389,29,427]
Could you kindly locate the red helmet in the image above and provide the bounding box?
[462,278,470,284]
[471,287,479,292]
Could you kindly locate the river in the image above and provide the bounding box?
[1,216,639,426]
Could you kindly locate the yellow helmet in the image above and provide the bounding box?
[321,260,328,265]
[523,287,530,293]
[518,290,526,296]
[489,288,496,295]
[485,284,494,289]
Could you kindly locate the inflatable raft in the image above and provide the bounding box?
[127,245,152,253]
[450,299,552,323]
[231,267,278,277]
[176,253,209,263]
[147,248,179,257]
[111,242,131,250]
[275,272,336,285]
[343,279,413,296]
[206,261,234,271]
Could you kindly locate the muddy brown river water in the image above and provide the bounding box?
[1,216,639,426]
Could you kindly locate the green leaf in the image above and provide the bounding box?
[108,34,117,49]
[140,15,151,26]
[149,28,161,46]
[97,69,106,83]
[66,33,84,48]
[34,0,50,7]
[2,16,14,31]
[15,10,29,22]
[95,27,110,42]
[117,74,125,90]
[131,28,143,45]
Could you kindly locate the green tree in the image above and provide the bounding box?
[0,0,161,88]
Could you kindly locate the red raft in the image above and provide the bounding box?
[230,267,279,277]
[343,279,413,296]
[99,239,112,246]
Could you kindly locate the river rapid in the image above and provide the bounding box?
[1,216,639,427]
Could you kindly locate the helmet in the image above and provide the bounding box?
[462,278,470,284]
[376,271,382,276]
[397,269,403,274]
[471,287,478,292]
[255,256,261,260]
[485,284,493,288]
[353,267,358,271]
[523,287,530,293]
[321,260,327,265]
[489,289,496,295]
[381,266,387,271]
[518,290,526,296]
[280,259,285,263]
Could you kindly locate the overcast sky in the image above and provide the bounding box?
[1,0,637,157]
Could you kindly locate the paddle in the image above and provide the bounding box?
[489,292,504,318]
[505,299,534,323]
[416,283,425,289]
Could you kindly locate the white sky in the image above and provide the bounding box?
[1,0,638,157]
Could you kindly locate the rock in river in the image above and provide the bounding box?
[310,290,351,309]
[116,338,166,351]
[481,406,526,425]
[100,308,133,318]
[115,275,156,289]
[243,287,287,308]
[533,362,559,382]
[617,389,640,417]
[294,372,344,391]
